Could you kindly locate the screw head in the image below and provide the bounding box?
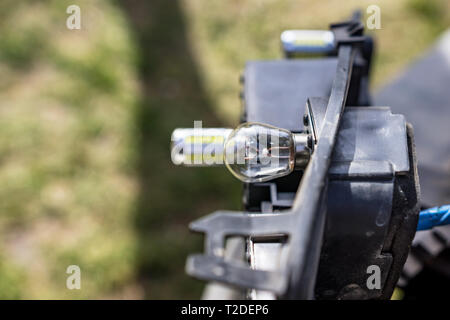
[303,114,309,126]
[307,135,314,149]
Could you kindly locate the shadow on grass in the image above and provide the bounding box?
[119,0,241,299]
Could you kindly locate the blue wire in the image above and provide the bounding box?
[417,204,450,231]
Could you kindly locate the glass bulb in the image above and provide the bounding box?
[223,123,295,183]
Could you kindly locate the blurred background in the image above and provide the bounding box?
[0,0,448,299]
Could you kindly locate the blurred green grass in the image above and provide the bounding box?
[0,0,140,298]
[0,0,448,299]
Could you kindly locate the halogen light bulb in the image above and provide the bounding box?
[171,122,311,183]
[223,123,295,183]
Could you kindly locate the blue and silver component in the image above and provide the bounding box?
[417,204,450,231]
[281,30,335,55]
